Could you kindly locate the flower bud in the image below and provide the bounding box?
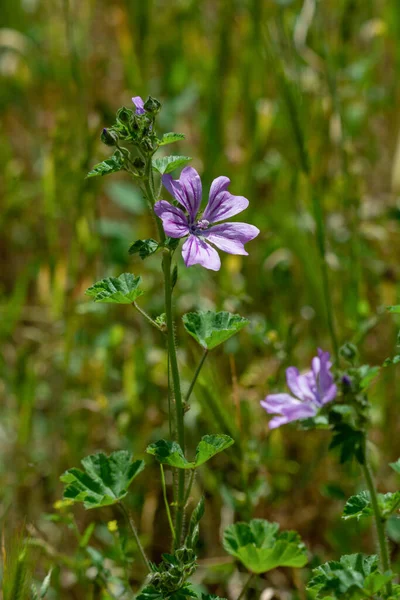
[101,128,118,146]
[144,95,161,114]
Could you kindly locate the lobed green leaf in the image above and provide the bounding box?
[158,132,185,146]
[152,155,192,175]
[307,553,393,599]
[182,311,249,350]
[87,151,125,178]
[85,273,143,304]
[146,434,234,470]
[343,490,400,520]
[60,450,144,509]
[129,238,159,259]
[223,519,307,574]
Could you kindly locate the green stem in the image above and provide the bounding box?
[185,350,209,404]
[361,441,392,595]
[237,573,255,600]
[119,503,151,573]
[163,249,186,547]
[160,464,176,543]
[133,301,165,333]
[183,469,196,507]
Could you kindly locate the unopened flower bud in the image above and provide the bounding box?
[144,95,161,114]
[101,128,118,146]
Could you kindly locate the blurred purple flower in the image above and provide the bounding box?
[261,349,337,429]
[132,96,145,115]
[154,167,259,271]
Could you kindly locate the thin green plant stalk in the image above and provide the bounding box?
[160,464,176,544]
[185,349,209,404]
[141,156,186,545]
[237,573,255,600]
[163,249,186,547]
[361,440,392,596]
[183,469,196,507]
[119,503,151,573]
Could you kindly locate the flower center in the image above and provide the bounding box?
[196,219,209,230]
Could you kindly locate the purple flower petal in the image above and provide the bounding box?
[261,395,317,429]
[203,176,249,223]
[181,235,221,271]
[261,393,296,413]
[154,201,190,238]
[162,167,202,221]
[132,96,145,115]
[203,222,260,255]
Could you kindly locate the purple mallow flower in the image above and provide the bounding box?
[261,349,337,429]
[132,96,145,115]
[154,167,259,271]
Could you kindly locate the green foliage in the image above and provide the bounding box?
[129,238,159,259]
[307,554,393,599]
[140,548,198,600]
[146,435,234,469]
[152,156,192,175]
[185,496,205,550]
[85,273,143,304]
[87,150,125,178]
[2,536,33,600]
[329,424,365,464]
[223,519,307,574]
[159,133,186,146]
[60,450,144,509]
[343,491,400,520]
[390,459,400,474]
[182,311,249,350]
[387,306,400,313]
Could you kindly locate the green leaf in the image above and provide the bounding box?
[158,132,185,146]
[129,239,159,259]
[390,458,400,474]
[146,440,188,469]
[60,450,145,509]
[182,311,249,350]
[194,434,234,467]
[87,151,125,178]
[85,273,143,304]
[342,491,373,520]
[223,519,307,574]
[387,305,400,313]
[146,434,234,470]
[202,596,228,600]
[343,491,400,520]
[39,568,52,598]
[186,496,205,549]
[329,424,365,464]
[152,155,192,175]
[307,554,392,599]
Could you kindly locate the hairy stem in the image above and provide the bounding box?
[160,464,176,543]
[133,301,165,333]
[361,441,392,595]
[163,249,186,547]
[119,503,151,573]
[185,350,209,404]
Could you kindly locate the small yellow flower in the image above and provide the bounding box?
[53,499,73,511]
[96,394,108,410]
[267,330,278,343]
[107,520,118,533]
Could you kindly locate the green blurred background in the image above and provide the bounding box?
[2,0,400,597]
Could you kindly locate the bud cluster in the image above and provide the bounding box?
[100,96,162,177]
